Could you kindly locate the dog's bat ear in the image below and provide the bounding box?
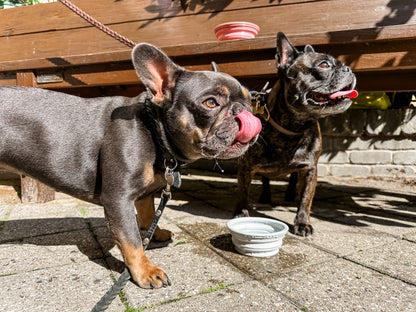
[304,44,315,53]
[132,43,184,104]
[211,61,220,72]
[275,32,299,68]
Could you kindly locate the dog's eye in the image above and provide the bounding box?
[318,61,331,69]
[202,98,218,108]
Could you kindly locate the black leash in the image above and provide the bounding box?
[92,98,181,312]
[91,172,175,312]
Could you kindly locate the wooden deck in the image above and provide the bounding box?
[1,0,416,95]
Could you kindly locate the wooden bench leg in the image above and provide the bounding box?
[21,175,55,203]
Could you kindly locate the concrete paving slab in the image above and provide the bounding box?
[0,243,57,276]
[179,219,335,280]
[296,220,396,256]
[266,257,416,312]
[1,173,415,312]
[0,261,124,312]
[258,206,399,257]
[0,203,13,221]
[146,280,301,312]
[164,198,233,224]
[120,235,249,309]
[404,231,416,242]
[329,211,416,237]
[23,229,104,263]
[1,202,89,243]
[346,239,416,285]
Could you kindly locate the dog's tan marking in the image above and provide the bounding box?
[178,114,188,130]
[218,85,229,96]
[142,162,155,186]
[121,242,168,288]
[135,195,173,242]
[241,87,250,100]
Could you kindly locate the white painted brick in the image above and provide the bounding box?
[332,137,374,150]
[365,110,402,136]
[319,151,349,164]
[400,109,416,135]
[330,165,371,177]
[349,150,392,164]
[371,165,416,176]
[319,114,350,136]
[374,139,416,150]
[317,164,329,177]
[393,151,416,165]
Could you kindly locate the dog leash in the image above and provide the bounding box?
[58,0,136,48]
[91,167,176,312]
[55,3,177,310]
[91,99,181,312]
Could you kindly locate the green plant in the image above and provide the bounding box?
[1,0,55,8]
[200,283,232,294]
[79,208,87,216]
[174,238,188,246]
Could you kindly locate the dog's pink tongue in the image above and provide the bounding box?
[235,110,262,143]
[329,89,358,100]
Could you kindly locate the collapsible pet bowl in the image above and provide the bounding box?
[227,217,288,257]
[214,22,260,41]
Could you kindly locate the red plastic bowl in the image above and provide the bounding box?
[215,22,260,41]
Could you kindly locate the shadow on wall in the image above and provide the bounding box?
[319,108,416,160]
[326,0,416,70]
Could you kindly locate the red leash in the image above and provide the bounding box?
[58,0,136,48]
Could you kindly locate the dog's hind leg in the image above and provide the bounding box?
[135,195,173,242]
[284,172,298,201]
[234,161,253,217]
[258,176,272,204]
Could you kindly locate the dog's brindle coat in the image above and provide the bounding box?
[235,33,357,236]
[0,44,258,288]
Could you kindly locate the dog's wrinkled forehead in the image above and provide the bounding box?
[289,52,342,77]
[175,71,250,103]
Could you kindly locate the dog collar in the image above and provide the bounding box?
[251,88,302,136]
[143,97,182,188]
[268,117,302,136]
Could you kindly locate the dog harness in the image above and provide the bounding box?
[251,83,302,136]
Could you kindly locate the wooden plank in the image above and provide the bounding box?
[0,0,346,37]
[0,73,16,86]
[26,45,414,90]
[2,23,416,72]
[16,72,55,203]
[355,69,416,92]
[1,0,416,64]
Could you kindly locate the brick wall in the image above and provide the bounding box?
[319,108,416,177]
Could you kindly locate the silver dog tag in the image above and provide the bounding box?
[165,167,174,186]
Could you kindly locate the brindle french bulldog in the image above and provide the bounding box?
[0,43,261,288]
[234,32,357,236]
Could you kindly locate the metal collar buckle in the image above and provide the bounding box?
[250,82,270,121]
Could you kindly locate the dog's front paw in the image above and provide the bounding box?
[234,208,250,218]
[294,223,314,237]
[131,259,171,289]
